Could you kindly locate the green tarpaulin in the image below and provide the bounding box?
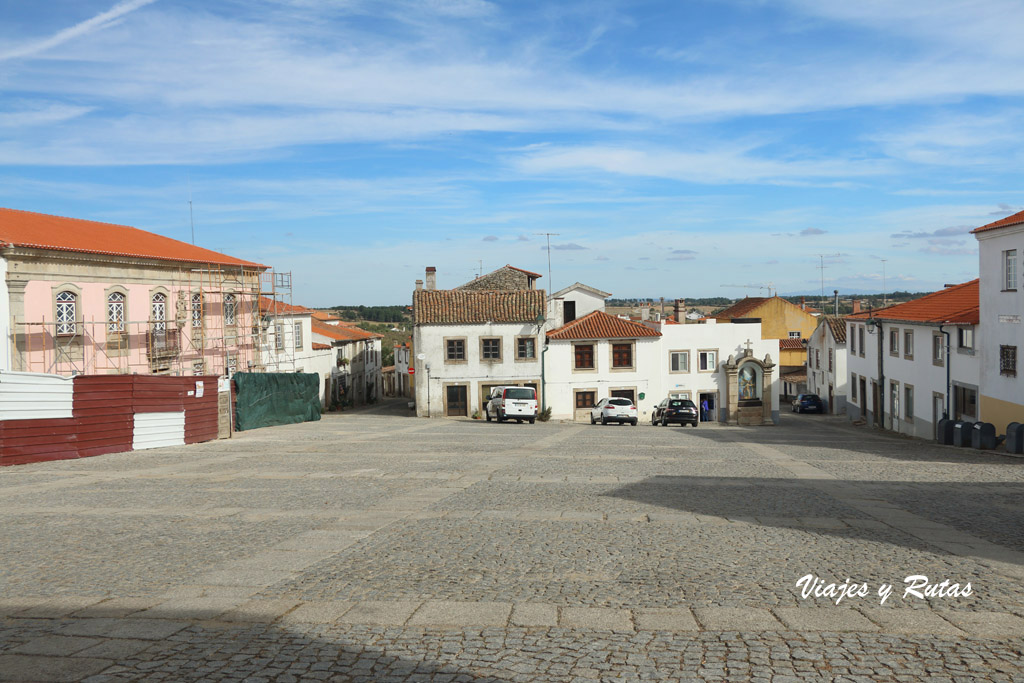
[233,372,321,432]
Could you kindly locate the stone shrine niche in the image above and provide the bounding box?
[723,341,775,426]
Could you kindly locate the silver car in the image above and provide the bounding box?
[590,397,638,426]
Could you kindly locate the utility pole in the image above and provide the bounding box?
[187,175,195,245]
[880,259,888,307]
[816,253,841,310]
[535,232,560,288]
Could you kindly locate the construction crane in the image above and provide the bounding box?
[720,283,775,297]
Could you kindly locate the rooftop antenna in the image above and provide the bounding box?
[187,174,195,245]
[880,258,888,307]
[535,232,560,288]
[816,253,841,308]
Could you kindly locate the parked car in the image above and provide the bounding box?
[652,398,699,427]
[591,397,638,425]
[486,386,538,423]
[792,394,825,414]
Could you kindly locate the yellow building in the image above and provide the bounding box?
[714,297,819,368]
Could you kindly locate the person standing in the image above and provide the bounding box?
[700,398,709,422]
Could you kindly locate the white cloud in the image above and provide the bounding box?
[0,0,158,61]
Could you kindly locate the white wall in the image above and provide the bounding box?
[806,323,847,415]
[656,320,781,423]
[546,285,607,329]
[0,257,9,373]
[846,320,980,440]
[545,336,662,420]
[414,321,543,417]
[977,227,1024,414]
[0,370,74,420]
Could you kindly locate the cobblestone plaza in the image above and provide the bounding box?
[2,406,1023,681]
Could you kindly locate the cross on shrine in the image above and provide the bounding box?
[743,339,754,353]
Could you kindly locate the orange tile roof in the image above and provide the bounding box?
[413,289,546,324]
[822,316,847,343]
[547,310,661,340]
[714,297,769,320]
[259,297,313,315]
[311,320,383,342]
[0,207,267,268]
[845,280,979,325]
[311,342,332,351]
[779,338,805,350]
[972,209,1024,234]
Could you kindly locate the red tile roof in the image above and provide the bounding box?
[413,289,546,324]
[714,297,769,319]
[259,297,313,315]
[779,338,805,350]
[846,280,979,325]
[311,342,332,351]
[0,207,268,268]
[781,369,807,383]
[823,316,847,343]
[311,320,383,342]
[972,209,1024,234]
[547,310,661,340]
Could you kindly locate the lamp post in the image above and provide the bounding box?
[866,309,884,429]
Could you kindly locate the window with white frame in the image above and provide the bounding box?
[858,326,865,357]
[788,331,801,338]
[275,322,284,350]
[151,293,167,331]
[670,350,689,372]
[107,292,125,333]
[958,327,974,351]
[224,293,237,326]
[932,333,944,366]
[191,292,204,328]
[698,350,717,372]
[850,325,856,355]
[904,329,914,359]
[1004,249,1018,290]
[294,322,303,349]
[889,328,899,356]
[55,290,77,335]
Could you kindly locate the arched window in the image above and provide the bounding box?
[107,292,125,333]
[56,291,77,335]
[224,293,236,326]
[152,293,167,332]
[191,292,204,328]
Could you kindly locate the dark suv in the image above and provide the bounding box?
[652,398,699,427]
[792,394,825,414]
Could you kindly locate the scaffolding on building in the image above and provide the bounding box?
[13,264,294,378]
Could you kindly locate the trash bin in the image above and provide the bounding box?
[1007,422,1024,455]
[936,418,955,445]
[952,421,974,447]
[971,422,997,450]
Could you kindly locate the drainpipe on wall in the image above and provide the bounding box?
[541,343,550,412]
[939,325,952,419]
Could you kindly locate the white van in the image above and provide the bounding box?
[486,386,538,424]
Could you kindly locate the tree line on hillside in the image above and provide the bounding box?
[330,305,409,322]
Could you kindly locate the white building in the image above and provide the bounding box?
[805,317,848,415]
[543,312,781,424]
[544,310,663,421]
[547,283,612,329]
[312,318,384,408]
[972,210,1024,430]
[846,281,980,440]
[653,318,780,424]
[412,269,545,417]
[258,299,337,408]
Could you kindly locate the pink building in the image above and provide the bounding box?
[1,207,270,376]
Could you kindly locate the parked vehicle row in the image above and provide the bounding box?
[651,398,699,427]
[590,397,638,425]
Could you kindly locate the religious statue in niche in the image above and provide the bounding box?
[739,364,759,400]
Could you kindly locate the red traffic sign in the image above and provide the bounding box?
[408,367,415,375]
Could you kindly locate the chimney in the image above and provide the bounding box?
[641,308,649,321]
[801,296,806,310]
[852,300,861,314]
[673,298,685,321]
[834,289,839,316]
[425,267,436,291]
[415,279,423,290]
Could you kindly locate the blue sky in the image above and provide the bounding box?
[1,0,1021,306]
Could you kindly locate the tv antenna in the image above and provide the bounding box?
[535,232,560,287]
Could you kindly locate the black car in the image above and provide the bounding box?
[792,394,825,414]
[652,398,699,427]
